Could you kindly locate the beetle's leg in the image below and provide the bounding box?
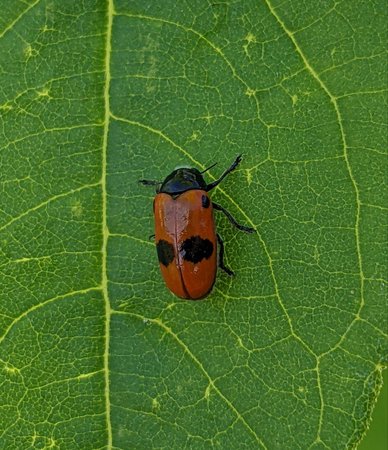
[206,154,242,191]
[213,202,255,233]
[217,234,234,276]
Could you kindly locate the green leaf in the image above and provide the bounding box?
[0,1,387,449]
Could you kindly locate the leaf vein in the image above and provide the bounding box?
[0,182,101,233]
[264,0,367,442]
[0,286,101,345]
[102,0,114,448]
[0,0,40,40]
[113,310,269,449]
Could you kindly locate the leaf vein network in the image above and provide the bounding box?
[264,0,368,443]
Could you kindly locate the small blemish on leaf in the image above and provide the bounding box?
[152,397,160,411]
[205,384,211,399]
[245,87,256,97]
[0,102,12,112]
[71,201,83,217]
[203,114,213,124]
[118,301,128,309]
[4,364,20,376]
[37,87,51,99]
[189,131,200,142]
[245,32,256,43]
[24,44,39,59]
[313,246,320,262]
[296,385,308,404]
[246,169,252,185]
[41,25,56,33]
[243,32,256,57]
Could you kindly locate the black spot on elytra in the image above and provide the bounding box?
[156,240,175,267]
[201,194,210,208]
[180,236,213,263]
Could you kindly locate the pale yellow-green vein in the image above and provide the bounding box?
[113,310,269,450]
[102,0,114,448]
[0,286,101,344]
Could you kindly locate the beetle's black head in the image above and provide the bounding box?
[159,168,207,195]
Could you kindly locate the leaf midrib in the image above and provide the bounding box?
[102,0,114,448]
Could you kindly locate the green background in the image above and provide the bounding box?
[0,1,387,449]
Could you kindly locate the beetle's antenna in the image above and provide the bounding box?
[138,179,161,186]
[200,162,217,174]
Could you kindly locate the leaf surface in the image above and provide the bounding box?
[0,1,387,449]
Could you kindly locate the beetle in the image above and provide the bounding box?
[139,154,255,300]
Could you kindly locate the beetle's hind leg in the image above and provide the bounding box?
[217,234,234,276]
[213,202,255,233]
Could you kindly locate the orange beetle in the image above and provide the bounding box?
[140,155,254,300]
